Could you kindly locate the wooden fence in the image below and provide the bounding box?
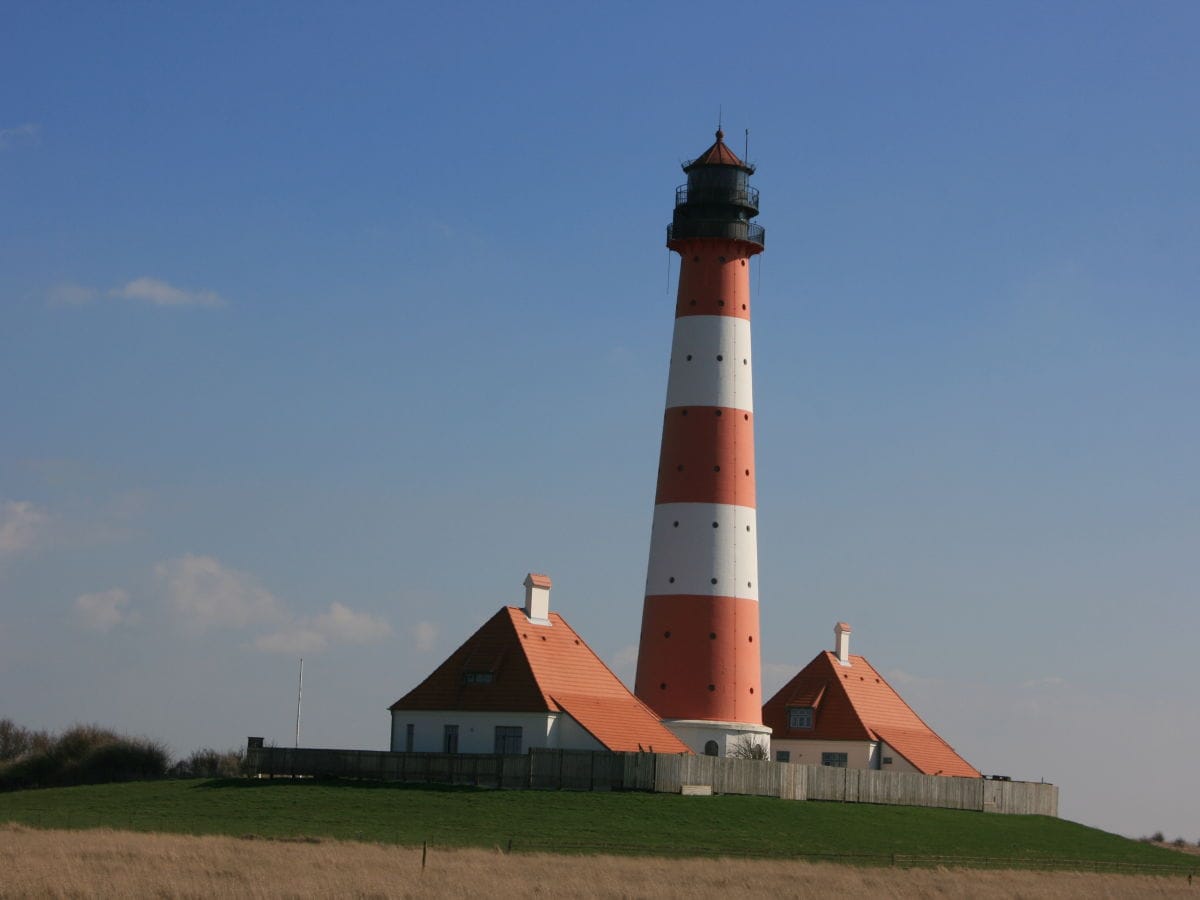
[244,740,1057,817]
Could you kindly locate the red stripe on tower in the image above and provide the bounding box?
[635,130,770,756]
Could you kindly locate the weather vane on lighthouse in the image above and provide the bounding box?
[634,127,769,756]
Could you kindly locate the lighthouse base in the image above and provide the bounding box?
[662,719,773,758]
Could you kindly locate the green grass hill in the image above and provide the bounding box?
[0,778,1194,873]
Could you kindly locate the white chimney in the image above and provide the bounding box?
[524,573,551,624]
[834,621,852,666]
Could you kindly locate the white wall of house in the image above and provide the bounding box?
[877,740,919,774]
[389,709,604,754]
[663,719,772,757]
[771,738,878,769]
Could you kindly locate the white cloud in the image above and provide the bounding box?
[0,500,48,558]
[254,602,391,655]
[154,554,389,655]
[156,554,286,631]
[108,277,226,308]
[46,282,99,307]
[74,588,131,632]
[412,620,437,652]
[253,627,327,655]
[318,602,391,643]
[0,123,39,150]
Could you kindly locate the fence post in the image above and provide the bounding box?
[422,840,427,871]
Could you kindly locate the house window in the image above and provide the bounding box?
[788,707,814,729]
[821,752,848,768]
[882,756,893,765]
[405,723,415,753]
[703,740,719,756]
[463,671,493,684]
[494,726,522,755]
[775,750,791,763]
[443,724,459,754]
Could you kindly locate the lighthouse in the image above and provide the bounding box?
[634,129,770,756]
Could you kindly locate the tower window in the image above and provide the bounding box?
[704,740,719,756]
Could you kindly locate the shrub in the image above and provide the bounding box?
[1151,831,1165,843]
[728,736,770,760]
[0,723,168,791]
[0,719,51,763]
[168,747,246,779]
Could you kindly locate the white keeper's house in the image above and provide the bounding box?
[762,622,979,777]
[389,574,690,756]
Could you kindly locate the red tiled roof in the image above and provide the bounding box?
[685,129,746,169]
[390,607,691,754]
[763,651,979,778]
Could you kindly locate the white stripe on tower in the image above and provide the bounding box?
[664,316,754,411]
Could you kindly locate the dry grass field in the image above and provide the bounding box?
[0,824,1195,898]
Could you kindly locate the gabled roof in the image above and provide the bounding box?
[390,607,691,754]
[763,651,980,778]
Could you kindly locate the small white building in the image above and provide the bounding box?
[762,623,979,777]
[389,574,691,755]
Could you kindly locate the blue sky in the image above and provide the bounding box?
[2,2,1197,839]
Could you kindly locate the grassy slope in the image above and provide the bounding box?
[0,779,1193,869]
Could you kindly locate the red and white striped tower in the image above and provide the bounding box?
[634,130,770,756]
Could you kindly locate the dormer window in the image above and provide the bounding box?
[788,707,814,729]
[463,671,493,685]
